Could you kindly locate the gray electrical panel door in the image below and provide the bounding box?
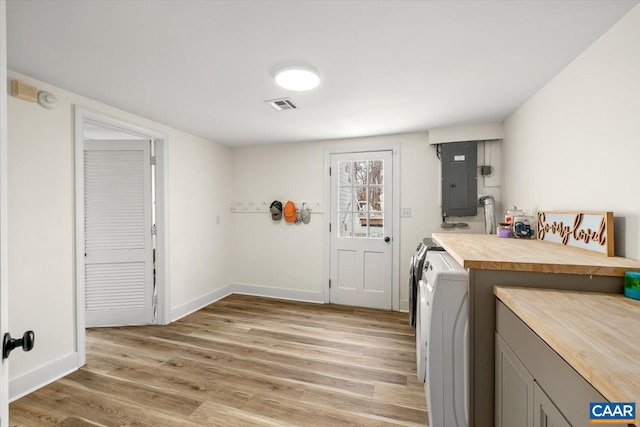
[441,141,477,217]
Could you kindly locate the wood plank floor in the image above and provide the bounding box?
[9,294,427,426]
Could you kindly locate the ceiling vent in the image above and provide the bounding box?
[265,98,297,111]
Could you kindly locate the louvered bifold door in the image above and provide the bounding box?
[84,140,153,327]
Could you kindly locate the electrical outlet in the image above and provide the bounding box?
[401,208,412,218]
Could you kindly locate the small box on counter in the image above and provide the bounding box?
[624,271,640,300]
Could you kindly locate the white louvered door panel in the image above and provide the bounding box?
[84,140,153,327]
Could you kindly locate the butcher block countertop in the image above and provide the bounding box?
[432,233,640,276]
[494,286,640,404]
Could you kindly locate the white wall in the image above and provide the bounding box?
[231,132,500,307]
[7,71,232,383]
[169,134,233,311]
[502,5,640,259]
[231,140,326,294]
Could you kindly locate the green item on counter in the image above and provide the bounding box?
[624,271,640,300]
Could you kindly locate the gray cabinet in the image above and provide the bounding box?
[534,382,571,427]
[466,269,620,427]
[495,301,606,427]
[495,328,573,427]
[495,333,534,427]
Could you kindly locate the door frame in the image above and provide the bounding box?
[323,143,401,310]
[0,0,9,423]
[74,106,170,366]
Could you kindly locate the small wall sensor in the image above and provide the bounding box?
[37,91,58,109]
[480,165,493,176]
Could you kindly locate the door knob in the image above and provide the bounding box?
[3,330,35,359]
[384,236,391,243]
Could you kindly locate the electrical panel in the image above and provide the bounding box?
[441,141,478,217]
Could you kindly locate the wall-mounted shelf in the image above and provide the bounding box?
[230,200,323,214]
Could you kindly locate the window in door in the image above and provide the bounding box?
[337,159,385,239]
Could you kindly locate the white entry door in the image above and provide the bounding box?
[84,140,154,327]
[329,151,393,309]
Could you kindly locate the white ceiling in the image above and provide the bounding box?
[7,0,639,147]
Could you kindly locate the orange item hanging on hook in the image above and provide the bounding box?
[284,200,297,223]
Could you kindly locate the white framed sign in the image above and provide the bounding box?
[537,211,614,256]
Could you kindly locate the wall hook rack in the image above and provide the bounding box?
[231,200,323,214]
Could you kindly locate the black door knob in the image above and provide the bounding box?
[384,236,391,243]
[3,330,35,359]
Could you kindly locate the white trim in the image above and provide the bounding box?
[74,106,170,366]
[155,138,171,325]
[323,154,331,304]
[73,109,84,366]
[9,353,78,403]
[399,300,409,313]
[171,284,324,322]
[323,143,402,311]
[232,283,325,304]
[0,1,9,423]
[171,285,234,322]
[391,145,401,311]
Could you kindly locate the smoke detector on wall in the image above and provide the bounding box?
[37,91,57,109]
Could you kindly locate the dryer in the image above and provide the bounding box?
[409,237,444,328]
[416,251,468,427]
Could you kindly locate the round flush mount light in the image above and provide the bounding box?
[274,66,320,91]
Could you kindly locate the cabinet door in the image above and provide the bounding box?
[533,382,572,427]
[495,332,534,427]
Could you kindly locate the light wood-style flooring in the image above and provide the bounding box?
[10,294,427,426]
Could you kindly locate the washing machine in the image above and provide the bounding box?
[416,250,469,427]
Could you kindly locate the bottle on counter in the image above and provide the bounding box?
[504,206,524,225]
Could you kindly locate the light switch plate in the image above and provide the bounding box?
[401,208,411,218]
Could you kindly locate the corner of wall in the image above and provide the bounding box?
[170,284,234,322]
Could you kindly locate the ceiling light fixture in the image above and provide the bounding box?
[274,66,320,91]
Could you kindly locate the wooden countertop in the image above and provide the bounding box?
[495,286,640,405]
[432,233,640,276]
